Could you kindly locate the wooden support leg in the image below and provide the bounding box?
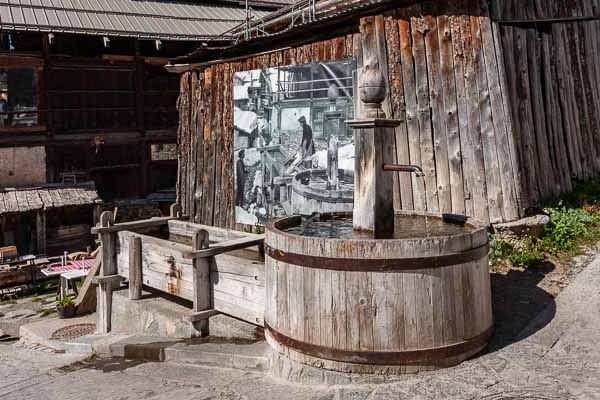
[94,275,123,334]
[96,211,116,334]
[191,229,211,336]
[128,236,142,300]
[59,275,67,300]
[96,279,113,334]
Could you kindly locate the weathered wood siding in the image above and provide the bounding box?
[492,0,600,208]
[177,0,528,226]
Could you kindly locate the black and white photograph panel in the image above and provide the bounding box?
[233,59,356,226]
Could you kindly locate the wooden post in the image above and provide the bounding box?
[140,142,149,197]
[327,134,339,190]
[36,211,46,255]
[347,16,400,238]
[191,229,211,336]
[347,119,399,237]
[170,203,182,219]
[134,39,145,134]
[128,235,142,300]
[97,211,116,334]
[41,33,53,135]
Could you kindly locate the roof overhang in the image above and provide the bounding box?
[0,182,101,215]
[166,0,416,70]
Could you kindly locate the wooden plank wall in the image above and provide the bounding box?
[492,0,600,208]
[177,0,525,227]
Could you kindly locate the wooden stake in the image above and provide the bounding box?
[97,211,116,334]
[128,236,142,300]
[192,229,211,336]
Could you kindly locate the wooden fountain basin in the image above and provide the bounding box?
[264,212,493,374]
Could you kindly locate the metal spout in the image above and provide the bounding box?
[382,163,425,177]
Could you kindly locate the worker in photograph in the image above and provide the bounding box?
[299,116,315,158]
[236,149,248,208]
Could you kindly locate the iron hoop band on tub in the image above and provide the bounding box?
[264,243,489,272]
[265,322,494,365]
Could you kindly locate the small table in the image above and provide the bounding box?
[59,269,89,300]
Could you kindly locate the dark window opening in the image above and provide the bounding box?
[0,67,42,130]
[150,143,177,161]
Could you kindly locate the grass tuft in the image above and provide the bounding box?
[491,179,600,270]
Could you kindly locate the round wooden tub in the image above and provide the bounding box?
[264,212,493,374]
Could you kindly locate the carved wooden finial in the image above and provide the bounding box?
[358,58,387,119]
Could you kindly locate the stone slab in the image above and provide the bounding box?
[494,214,550,237]
[111,289,204,338]
[65,332,268,370]
[108,335,182,361]
[164,340,269,371]
[19,314,96,353]
[64,333,132,356]
[111,288,261,340]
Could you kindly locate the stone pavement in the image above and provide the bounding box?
[1,255,600,399]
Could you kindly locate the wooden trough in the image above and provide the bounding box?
[264,212,493,374]
[92,205,266,334]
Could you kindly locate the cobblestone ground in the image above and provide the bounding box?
[1,256,600,400]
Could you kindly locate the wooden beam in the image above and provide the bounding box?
[75,254,101,315]
[495,15,600,25]
[36,211,46,255]
[186,309,220,322]
[134,39,146,134]
[168,219,262,242]
[92,275,124,285]
[183,235,265,259]
[41,34,53,135]
[91,216,176,234]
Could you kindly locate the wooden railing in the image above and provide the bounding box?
[93,204,266,334]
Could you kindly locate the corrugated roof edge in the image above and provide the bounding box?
[168,0,404,67]
[213,0,301,8]
[0,0,292,41]
[0,23,236,42]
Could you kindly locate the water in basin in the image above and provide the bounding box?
[301,173,353,192]
[283,214,477,239]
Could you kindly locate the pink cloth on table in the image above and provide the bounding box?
[40,259,94,275]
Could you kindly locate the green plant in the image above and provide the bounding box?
[489,234,513,266]
[254,224,265,235]
[490,178,600,272]
[56,296,75,309]
[489,235,544,269]
[507,237,544,268]
[541,204,596,254]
